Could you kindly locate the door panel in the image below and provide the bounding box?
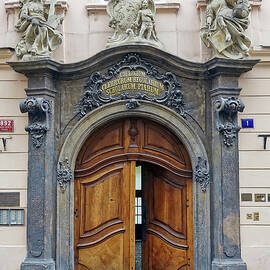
[74,162,136,270]
[143,165,193,270]
[75,118,193,270]
[78,233,124,270]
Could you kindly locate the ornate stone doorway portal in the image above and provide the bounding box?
[9,45,258,270]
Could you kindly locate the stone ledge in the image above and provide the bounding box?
[197,0,262,9]
[0,47,15,64]
[5,0,69,12]
[250,46,270,62]
[86,1,181,14]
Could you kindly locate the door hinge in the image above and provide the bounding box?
[74,209,78,218]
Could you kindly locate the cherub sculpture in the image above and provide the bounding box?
[201,0,251,59]
[15,0,64,61]
[134,0,158,41]
[106,0,163,49]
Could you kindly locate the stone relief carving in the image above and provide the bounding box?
[20,97,51,148]
[15,0,64,61]
[57,158,73,192]
[201,0,251,59]
[30,239,44,257]
[126,99,140,110]
[25,123,49,148]
[224,245,238,258]
[215,97,244,147]
[106,0,163,49]
[194,157,210,192]
[76,53,186,119]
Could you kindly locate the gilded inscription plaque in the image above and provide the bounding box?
[101,69,165,98]
[77,53,186,118]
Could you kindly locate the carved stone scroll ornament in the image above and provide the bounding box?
[215,97,244,147]
[201,0,251,59]
[77,53,186,118]
[57,158,73,192]
[194,157,210,192]
[20,97,51,148]
[106,0,163,49]
[15,0,64,61]
[224,245,238,258]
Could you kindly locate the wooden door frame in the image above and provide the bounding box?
[56,101,211,270]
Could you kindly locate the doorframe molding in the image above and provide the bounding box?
[56,100,211,270]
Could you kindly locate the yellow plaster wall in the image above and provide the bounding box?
[239,51,270,269]
[0,49,27,270]
[0,0,269,269]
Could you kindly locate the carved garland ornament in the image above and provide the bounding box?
[57,158,73,192]
[194,157,210,192]
[20,97,51,148]
[215,97,244,147]
[77,53,186,118]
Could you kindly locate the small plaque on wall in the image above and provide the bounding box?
[241,119,254,129]
[241,193,252,202]
[0,192,20,207]
[0,120,14,132]
[254,212,260,221]
[0,209,24,226]
[255,194,266,202]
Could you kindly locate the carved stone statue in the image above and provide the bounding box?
[15,0,64,61]
[106,0,163,49]
[201,0,251,59]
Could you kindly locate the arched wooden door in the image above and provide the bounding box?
[74,118,193,270]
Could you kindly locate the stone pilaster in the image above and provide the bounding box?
[9,61,58,270]
[206,58,258,270]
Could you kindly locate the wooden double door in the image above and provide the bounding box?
[74,118,193,270]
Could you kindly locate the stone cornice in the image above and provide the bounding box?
[86,1,181,13]
[197,0,262,9]
[5,0,69,13]
[8,44,260,82]
[250,46,270,62]
[0,47,15,65]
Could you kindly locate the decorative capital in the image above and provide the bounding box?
[57,158,73,192]
[215,97,244,118]
[215,97,244,147]
[20,97,51,115]
[20,97,51,148]
[195,157,210,192]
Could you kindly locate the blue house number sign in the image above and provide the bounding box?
[241,119,254,129]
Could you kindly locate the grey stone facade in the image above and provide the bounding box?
[9,45,259,270]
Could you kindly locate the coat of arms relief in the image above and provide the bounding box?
[106,0,163,49]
